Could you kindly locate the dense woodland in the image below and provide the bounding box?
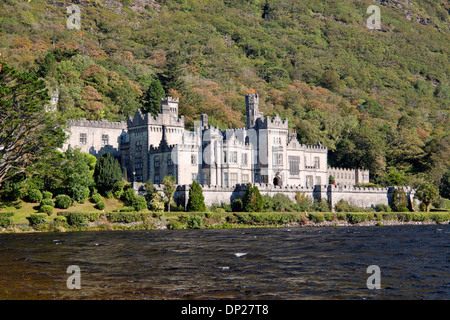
[0,0,449,192]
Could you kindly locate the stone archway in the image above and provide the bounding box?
[273,173,282,186]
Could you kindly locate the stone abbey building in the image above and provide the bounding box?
[64,94,369,188]
[62,94,422,211]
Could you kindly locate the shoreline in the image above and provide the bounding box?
[1,211,448,234]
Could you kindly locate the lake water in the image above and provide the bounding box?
[0,225,448,300]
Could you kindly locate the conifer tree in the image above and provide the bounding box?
[93,152,122,195]
[141,78,165,116]
[186,180,206,212]
[243,183,263,212]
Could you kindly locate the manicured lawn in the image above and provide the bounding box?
[0,197,125,225]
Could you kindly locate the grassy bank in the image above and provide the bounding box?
[1,210,449,233]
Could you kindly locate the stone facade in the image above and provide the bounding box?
[63,119,127,158]
[120,94,356,187]
[63,94,380,207]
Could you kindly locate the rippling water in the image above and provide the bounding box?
[0,225,448,300]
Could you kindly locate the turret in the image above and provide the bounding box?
[245,93,263,128]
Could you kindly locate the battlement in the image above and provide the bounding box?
[68,118,127,129]
[304,144,328,152]
[161,96,179,104]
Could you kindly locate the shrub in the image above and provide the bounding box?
[133,196,147,211]
[148,193,164,212]
[346,213,368,224]
[412,212,427,222]
[55,195,72,209]
[397,212,413,222]
[0,216,12,228]
[235,213,251,224]
[95,201,106,210]
[334,199,358,212]
[26,189,42,203]
[187,215,204,229]
[381,212,398,221]
[40,199,55,207]
[231,199,243,212]
[0,212,14,217]
[336,212,347,220]
[91,193,102,204]
[107,212,149,223]
[120,206,136,212]
[66,212,87,227]
[112,181,124,199]
[121,188,137,206]
[27,214,47,226]
[309,213,325,223]
[324,213,336,221]
[430,213,449,224]
[42,191,53,200]
[167,221,187,230]
[71,186,90,204]
[39,205,54,216]
[375,204,391,212]
[106,191,114,199]
[54,216,67,224]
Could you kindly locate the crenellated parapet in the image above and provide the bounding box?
[68,118,127,129]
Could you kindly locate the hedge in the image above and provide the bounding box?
[27,214,47,226]
[57,212,105,222]
[107,212,151,223]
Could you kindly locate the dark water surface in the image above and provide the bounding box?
[0,225,448,300]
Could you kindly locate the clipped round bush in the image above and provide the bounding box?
[42,191,53,200]
[39,205,54,216]
[91,193,102,204]
[95,201,106,210]
[40,199,55,207]
[55,195,72,209]
[26,189,43,203]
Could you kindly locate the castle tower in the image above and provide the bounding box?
[161,96,179,117]
[246,93,263,128]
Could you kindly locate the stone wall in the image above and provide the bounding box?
[133,183,416,211]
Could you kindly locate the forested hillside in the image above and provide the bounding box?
[0,0,449,188]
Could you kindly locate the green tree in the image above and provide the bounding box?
[93,152,122,195]
[141,78,165,116]
[415,182,440,212]
[242,183,263,212]
[391,189,409,212]
[0,63,66,185]
[159,51,185,93]
[163,176,176,212]
[186,180,206,212]
[439,170,450,199]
